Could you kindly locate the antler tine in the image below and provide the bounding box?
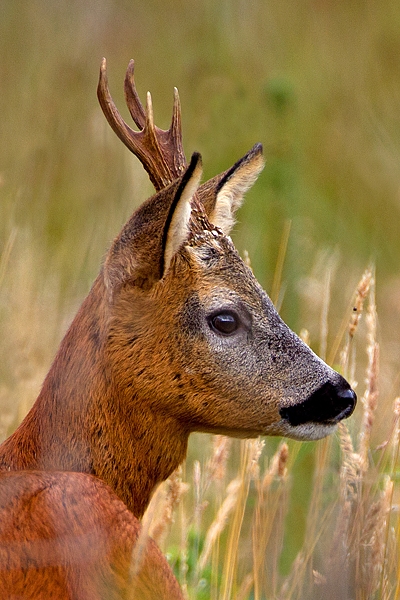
[97,58,187,191]
[124,59,146,130]
[170,87,186,176]
[145,91,155,132]
[97,58,140,155]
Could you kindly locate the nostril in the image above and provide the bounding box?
[280,381,357,427]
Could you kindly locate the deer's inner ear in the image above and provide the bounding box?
[208,143,264,235]
[162,153,203,276]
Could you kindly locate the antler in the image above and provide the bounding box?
[97,58,187,191]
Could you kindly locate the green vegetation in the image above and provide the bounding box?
[1,1,400,598]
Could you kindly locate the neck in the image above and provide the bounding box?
[0,276,189,518]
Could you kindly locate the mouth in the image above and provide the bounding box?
[279,380,357,428]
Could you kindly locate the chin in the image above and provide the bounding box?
[262,420,338,442]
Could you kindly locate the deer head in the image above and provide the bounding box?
[97,59,356,443]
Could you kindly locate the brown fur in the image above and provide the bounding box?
[0,471,182,599]
[0,63,356,599]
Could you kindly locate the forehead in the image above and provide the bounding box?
[186,234,264,306]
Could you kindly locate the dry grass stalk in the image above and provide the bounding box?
[385,399,400,599]
[271,219,291,308]
[348,267,373,339]
[299,328,310,346]
[391,397,400,472]
[281,480,339,599]
[360,476,394,598]
[0,387,14,443]
[359,273,379,472]
[236,572,254,600]
[278,552,305,600]
[338,421,362,501]
[259,442,288,491]
[149,467,189,546]
[317,499,353,600]
[286,437,335,595]
[394,501,400,600]
[128,515,152,589]
[134,473,189,595]
[319,265,332,362]
[220,439,264,600]
[204,435,232,490]
[0,228,17,289]
[339,266,373,376]
[358,340,379,471]
[197,477,241,573]
[312,569,327,586]
[242,249,252,270]
[193,460,208,526]
[248,438,265,480]
[252,442,289,600]
[193,459,201,497]
[316,423,363,597]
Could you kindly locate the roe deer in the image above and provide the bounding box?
[0,59,356,599]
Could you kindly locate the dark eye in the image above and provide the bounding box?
[210,313,239,335]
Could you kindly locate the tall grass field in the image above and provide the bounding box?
[1,2,400,599]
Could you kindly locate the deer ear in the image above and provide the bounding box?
[104,153,202,294]
[208,143,264,235]
[162,153,202,275]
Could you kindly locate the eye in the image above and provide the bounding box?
[209,312,239,335]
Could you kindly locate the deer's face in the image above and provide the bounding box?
[105,148,356,442]
[138,233,355,442]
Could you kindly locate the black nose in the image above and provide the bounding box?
[280,380,357,427]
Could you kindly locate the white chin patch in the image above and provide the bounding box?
[282,421,338,441]
[261,420,338,441]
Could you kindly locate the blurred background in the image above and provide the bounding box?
[1,1,400,590]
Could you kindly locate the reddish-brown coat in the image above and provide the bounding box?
[0,471,183,599]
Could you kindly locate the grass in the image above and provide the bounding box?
[1,1,400,598]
